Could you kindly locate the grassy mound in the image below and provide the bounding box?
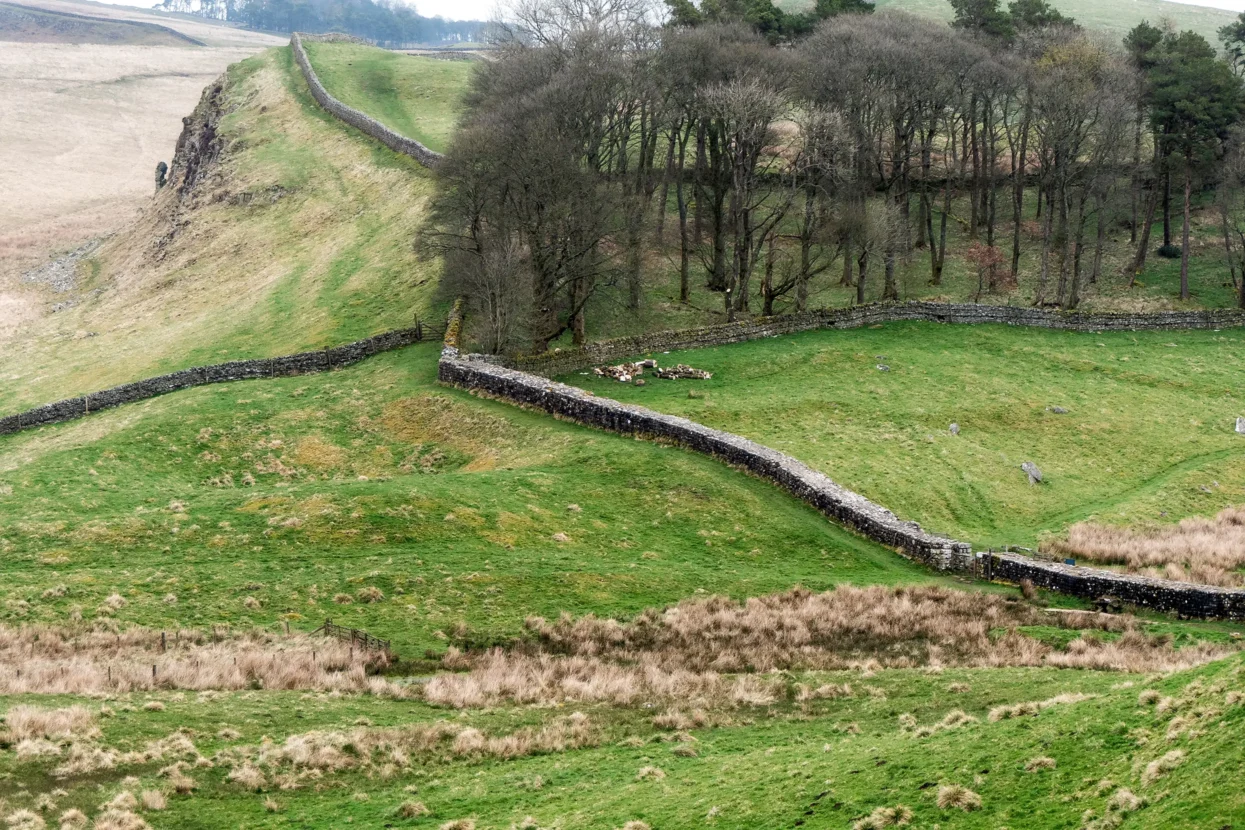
[302,41,470,154]
[2,44,469,415]
[0,342,945,655]
[568,322,1245,550]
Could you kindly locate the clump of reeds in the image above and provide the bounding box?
[423,586,1232,708]
[0,625,399,695]
[1045,506,1245,587]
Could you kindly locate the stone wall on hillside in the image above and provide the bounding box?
[438,349,974,572]
[987,553,1245,620]
[290,32,443,169]
[511,302,1245,377]
[442,316,1245,620]
[0,326,437,438]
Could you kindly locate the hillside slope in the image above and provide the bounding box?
[774,0,1239,43]
[0,1,200,44]
[2,46,467,415]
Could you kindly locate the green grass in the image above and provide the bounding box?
[564,322,1245,550]
[0,343,952,655]
[303,42,472,153]
[2,655,1243,827]
[775,0,1241,44]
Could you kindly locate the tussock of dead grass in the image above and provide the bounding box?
[56,810,86,830]
[989,693,1096,722]
[1046,507,1245,587]
[4,705,98,742]
[936,784,982,811]
[5,811,45,830]
[852,805,912,829]
[427,587,1232,707]
[1026,756,1057,771]
[1141,750,1185,786]
[0,626,402,695]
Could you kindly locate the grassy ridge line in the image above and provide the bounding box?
[291,32,443,167]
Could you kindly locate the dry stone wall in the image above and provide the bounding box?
[987,553,1245,620]
[0,327,432,438]
[442,311,1245,619]
[438,347,974,572]
[512,301,1245,377]
[291,32,443,169]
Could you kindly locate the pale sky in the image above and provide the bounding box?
[86,0,1245,30]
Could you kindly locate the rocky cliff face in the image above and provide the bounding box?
[169,79,226,198]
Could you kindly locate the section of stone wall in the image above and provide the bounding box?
[438,351,973,571]
[988,553,1245,620]
[291,32,443,169]
[511,302,1245,377]
[441,323,1245,619]
[0,326,434,438]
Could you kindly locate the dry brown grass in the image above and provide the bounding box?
[424,586,1232,708]
[1045,507,1245,587]
[936,784,982,811]
[852,805,912,829]
[0,625,404,695]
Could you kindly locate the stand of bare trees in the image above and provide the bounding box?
[427,0,1245,354]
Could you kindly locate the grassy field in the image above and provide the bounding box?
[0,647,1241,827]
[303,42,471,154]
[775,0,1240,44]
[0,342,951,654]
[567,322,1245,552]
[1,45,470,415]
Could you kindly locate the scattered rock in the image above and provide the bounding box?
[1094,596,1123,614]
[877,365,890,372]
[949,423,960,436]
[1236,417,1245,435]
[595,360,710,382]
[1021,462,1043,485]
[1048,406,1069,414]
[654,364,712,380]
[21,240,101,294]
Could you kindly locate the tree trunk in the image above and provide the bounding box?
[1221,201,1239,295]
[1163,163,1173,248]
[856,249,868,305]
[1011,105,1030,282]
[676,128,691,303]
[1091,191,1107,285]
[654,134,676,245]
[1130,178,1160,282]
[1034,181,1055,306]
[1180,160,1192,301]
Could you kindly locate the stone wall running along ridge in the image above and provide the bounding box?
[0,325,440,438]
[291,32,443,169]
[510,301,1245,377]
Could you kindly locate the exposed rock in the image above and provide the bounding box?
[1021,462,1043,486]
[1237,416,1245,435]
[949,423,960,436]
[877,364,890,372]
[1048,406,1069,414]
